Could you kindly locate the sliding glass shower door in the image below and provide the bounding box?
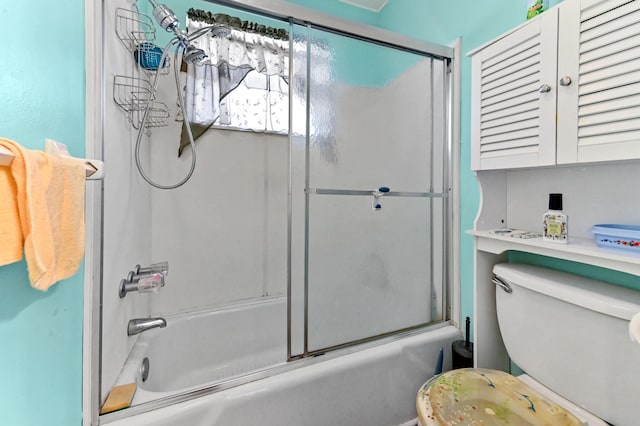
[289,24,451,357]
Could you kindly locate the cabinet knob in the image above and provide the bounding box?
[559,76,572,86]
[538,84,552,93]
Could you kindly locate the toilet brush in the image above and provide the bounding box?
[452,316,474,369]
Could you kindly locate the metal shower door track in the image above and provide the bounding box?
[204,0,454,60]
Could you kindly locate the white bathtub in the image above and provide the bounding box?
[112,297,287,405]
[144,299,286,392]
[104,298,461,426]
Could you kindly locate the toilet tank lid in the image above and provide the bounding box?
[493,263,640,320]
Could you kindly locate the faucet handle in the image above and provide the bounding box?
[136,273,165,293]
[135,261,169,277]
[119,271,166,298]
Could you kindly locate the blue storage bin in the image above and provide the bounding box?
[591,224,640,252]
[134,42,166,70]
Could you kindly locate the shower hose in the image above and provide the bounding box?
[134,37,198,190]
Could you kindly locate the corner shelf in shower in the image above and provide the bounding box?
[115,7,170,76]
[468,230,640,277]
[112,75,170,130]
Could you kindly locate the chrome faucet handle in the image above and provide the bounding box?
[118,262,169,299]
[136,272,165,292]
[135,261,169,277]
[119,273,165,298]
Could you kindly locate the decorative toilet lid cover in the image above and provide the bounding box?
[416,368,585,426]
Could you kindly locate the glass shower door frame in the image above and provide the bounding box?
[204,0,456,363]
[287,22,455,359]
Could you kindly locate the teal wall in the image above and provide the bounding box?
[0,1,85,425]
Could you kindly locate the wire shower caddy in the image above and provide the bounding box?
[113,6,171,130]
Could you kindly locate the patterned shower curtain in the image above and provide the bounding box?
[179,9,290,155]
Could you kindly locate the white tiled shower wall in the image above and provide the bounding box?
[101,0,154,402]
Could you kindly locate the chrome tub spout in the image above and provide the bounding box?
[128,317,167,336]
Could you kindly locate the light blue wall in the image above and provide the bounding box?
[0,1,85,425]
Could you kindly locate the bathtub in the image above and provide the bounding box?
[141,298,286,394]
[103,297,461,426]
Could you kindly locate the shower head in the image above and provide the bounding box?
[186,24,232,43]
[182,25,231,64]
[183,44,208,64]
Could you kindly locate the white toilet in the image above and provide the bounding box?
[417,263,640,426]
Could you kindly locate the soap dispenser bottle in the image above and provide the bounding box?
[543,193,568,243]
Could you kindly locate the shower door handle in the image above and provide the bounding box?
[311,188,448,199]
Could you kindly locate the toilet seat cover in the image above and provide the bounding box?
[416,368,584,426]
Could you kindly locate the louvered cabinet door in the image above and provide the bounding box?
[560,0,640,163]
[471,8,559,170]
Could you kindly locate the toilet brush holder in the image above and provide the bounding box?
[452,316,474,369]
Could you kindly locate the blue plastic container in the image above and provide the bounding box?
[133,42,166,70]
[591,224,640,252]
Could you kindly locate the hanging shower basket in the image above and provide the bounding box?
[113,6,171,129]
[113,75,170,129]
[115,7,170,76]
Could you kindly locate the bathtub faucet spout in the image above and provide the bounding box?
[128,317,167,336]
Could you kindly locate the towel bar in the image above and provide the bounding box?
[0,140,104,180]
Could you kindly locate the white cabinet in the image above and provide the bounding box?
[471,7,560,170]
[468,0,640,371]
[562,0,640,163]
[471,0,640,170]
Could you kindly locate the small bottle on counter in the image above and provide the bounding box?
[543,193,568,244]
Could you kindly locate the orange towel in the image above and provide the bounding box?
[0,158,22,265]
[0,138,86,290]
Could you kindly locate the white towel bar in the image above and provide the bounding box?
[0,140,104,180]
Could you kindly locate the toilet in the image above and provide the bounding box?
[417,263,640,426]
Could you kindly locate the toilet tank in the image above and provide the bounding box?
[493,263,640,426]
